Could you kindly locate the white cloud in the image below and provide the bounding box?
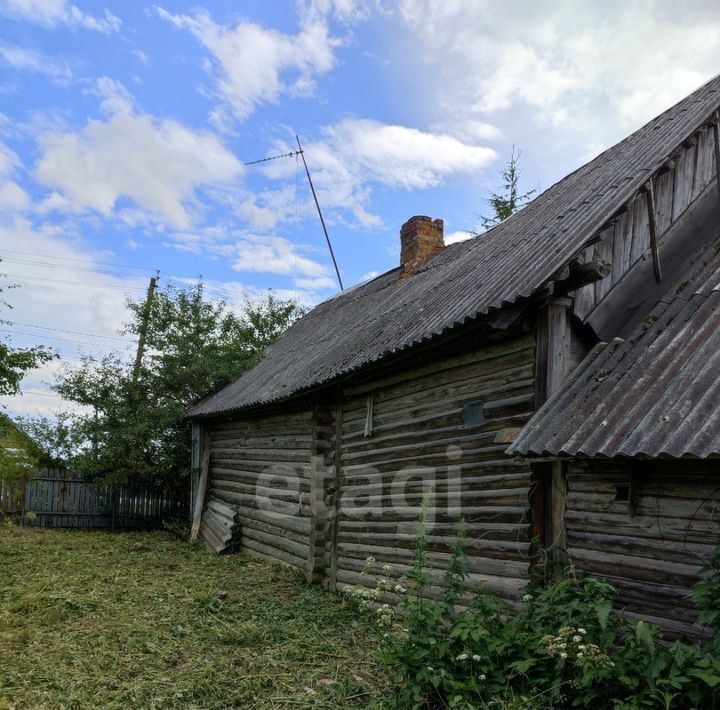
[156,6,340,123]
[397,1,720,141]
[0,179,30,211]
[262,118,496,226]
[167,227,330,280]
[0,217,144,416]
[196,277,329,309]
[0,142,30,211]
[0,44,73,83]
[321,118,496,189]
[35,79,243,229]
[445,230,474,245]
[93,76,134,115]
[0,0,121,33]
[230,235,329,277]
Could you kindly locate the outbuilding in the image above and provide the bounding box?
[189,75,720,632]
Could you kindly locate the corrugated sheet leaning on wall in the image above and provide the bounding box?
[204,409,316,567]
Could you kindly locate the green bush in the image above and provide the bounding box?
[346,511,720,709]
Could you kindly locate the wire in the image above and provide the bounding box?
[0,329,129,350]
[6,320,134,343]
[0,248,156,274]
[18,389,62,399]
[3,274,148,292]
[0,257,149,280]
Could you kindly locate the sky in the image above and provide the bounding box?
[0,0,719,418]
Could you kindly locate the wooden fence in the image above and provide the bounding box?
[1,467,187,530]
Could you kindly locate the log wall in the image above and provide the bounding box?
[328,330,537,599]
[564,459,720,637]
[203,409,316,569]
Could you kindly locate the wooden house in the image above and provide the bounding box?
[188,75,720,632]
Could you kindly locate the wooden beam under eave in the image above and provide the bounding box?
[554,255,611,295]
[644,181,663,284]
[713,111,720,199]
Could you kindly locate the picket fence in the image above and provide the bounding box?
[0,467,187,529]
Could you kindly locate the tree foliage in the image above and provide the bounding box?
[0,413,43,482]
[45,285,304,491]
[479,146,536,230]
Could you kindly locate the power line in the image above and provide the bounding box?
[3,273,148,292]
[18,389,62,399]
[6,320,134,343]
[1,257,149,280]
[0,248,155,274]
[0,329,130,350]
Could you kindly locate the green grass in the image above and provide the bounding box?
[0,525,391,709]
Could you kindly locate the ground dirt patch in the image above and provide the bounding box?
[0,526,390,709]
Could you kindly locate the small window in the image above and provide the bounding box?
[462,400,487,429]
[614,485,629,502]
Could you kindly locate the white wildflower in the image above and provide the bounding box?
[472,654,481,661]
[578,628,586,635]
[382,564,393,575]
[479,674,486,681]
[456,653,468,661]
[522,593,533,602]
[560,652,568,659]
[573,635,582,643]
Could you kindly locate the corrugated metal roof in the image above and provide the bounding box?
[189,74,720,418]
[508,242,720,459]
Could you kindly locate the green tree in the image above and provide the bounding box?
[47,285,304,492]
[15,412,83,468]
[479,146,535,230]
[0,413,43,482]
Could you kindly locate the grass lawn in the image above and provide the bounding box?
[0,526,391,709]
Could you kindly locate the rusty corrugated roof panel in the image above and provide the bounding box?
[509,243,720,459]
[189,74,720,418]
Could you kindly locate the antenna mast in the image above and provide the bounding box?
[295,135,344,291]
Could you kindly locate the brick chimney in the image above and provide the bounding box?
[400,215,444,277]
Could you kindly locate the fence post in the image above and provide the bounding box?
[21,478,29,526]
[111,488,116,531]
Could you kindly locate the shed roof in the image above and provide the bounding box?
[508,241,720,459]
[189,74,720,418]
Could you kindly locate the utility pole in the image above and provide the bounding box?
[132,271,159,381]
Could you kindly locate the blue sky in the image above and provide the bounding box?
[1,0,719,415]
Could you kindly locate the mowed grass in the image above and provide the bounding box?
[0,526,390,709]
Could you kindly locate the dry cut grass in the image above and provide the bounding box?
[0,525,390,709]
